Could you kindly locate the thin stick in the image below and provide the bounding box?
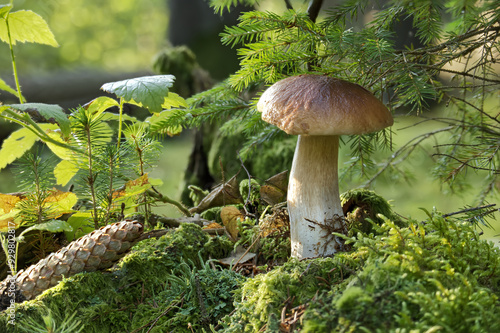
[442,204,497,218]
[231,234,261,271]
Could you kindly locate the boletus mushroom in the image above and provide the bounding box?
[257,74,393,259]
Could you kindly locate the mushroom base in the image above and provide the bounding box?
[287,135,346,259]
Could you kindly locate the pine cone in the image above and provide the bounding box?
[0,220,143,307]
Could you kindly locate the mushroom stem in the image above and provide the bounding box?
[287,135,345,258]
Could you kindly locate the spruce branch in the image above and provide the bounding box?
[191,0,500,198]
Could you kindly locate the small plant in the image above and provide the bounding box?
[17,309,84,333]
[0,2,192,291]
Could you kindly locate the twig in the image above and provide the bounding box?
[442,204,497,218]
[147,188,191,217]
[231,234,261,271]
[432,153,500,174]
[237,151,253,214]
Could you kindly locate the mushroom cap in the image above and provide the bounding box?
[257,74,393,135]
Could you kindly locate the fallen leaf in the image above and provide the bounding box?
[220,206,243,240]
[190,175,243,214]
[203,222,223,229]
[260,171,288,205]
[218,246,256,266]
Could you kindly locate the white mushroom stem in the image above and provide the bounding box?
[287,135,345,259]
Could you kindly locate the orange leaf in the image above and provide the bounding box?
[0,193,23,232]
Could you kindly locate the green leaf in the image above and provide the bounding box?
[0,124,58,171]
[19,220,73,239]
[54,160,79,186]
[0,5,12,19]
[149,178,164,186]
[44,190,78,217]
[8,103,71,137]
[45,131,73,160]
[65,212,93,241]
[101,75,175,113]
[0,77,19,98]
[100,112,138,123]
[0,127,40,171]
[85,96,120,117]
[0,10,58,47]
[162,92,187,109]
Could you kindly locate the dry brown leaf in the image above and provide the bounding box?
[203,222,223,229]
[260,171,288,205]
[189,175,243,214]
[220,206,243,240]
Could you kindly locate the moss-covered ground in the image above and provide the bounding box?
[1,200,500,332]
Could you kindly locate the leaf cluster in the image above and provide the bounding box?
[0,7,189,276]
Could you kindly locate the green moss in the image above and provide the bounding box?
[301,212,500,332]
[259,232,290,261]
[218,209,500,332]
[239,178,261,206]
[220,257,347,332]
[204,234,234,259]
[3,207,499,332]
[0,223,244,333]
[131,260,245,332]
[341,188,405,235]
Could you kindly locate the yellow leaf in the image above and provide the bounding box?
[45,131,73,160]
[113,174,153,205]
[0,193,23,231]
[0,193,22,213]
[204,222,223,229]
[44,190,77,217]
[54,159,79,186]
[0,209,21,232]
[0,10,58,47]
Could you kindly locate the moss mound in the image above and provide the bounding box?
[300,213,500,332]
[219,257,349,332]
[0,223,242,333]
[341,188,405,235]
[220,211,500,332]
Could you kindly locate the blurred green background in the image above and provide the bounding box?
[0,0,168,72]
[0,0,498,244]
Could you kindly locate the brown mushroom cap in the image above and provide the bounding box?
[257,74,393,135]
